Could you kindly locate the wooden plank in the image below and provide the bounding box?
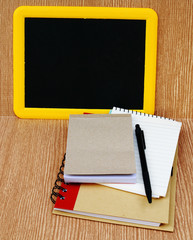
[0,0,193,117]
[0,117,192,239]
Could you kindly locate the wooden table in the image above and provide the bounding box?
[0,1,193,239]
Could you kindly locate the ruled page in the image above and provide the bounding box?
[102,107,182,197]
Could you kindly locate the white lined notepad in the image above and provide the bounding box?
[102,107,182,197]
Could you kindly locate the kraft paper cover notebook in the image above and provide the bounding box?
[64,114,136,183]
[52,149,178,231]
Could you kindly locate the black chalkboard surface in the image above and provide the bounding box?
[25,18,145,110]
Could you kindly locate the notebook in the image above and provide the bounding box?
[102,107,182,197]
[64,114,136,183]
[52,150,178,231]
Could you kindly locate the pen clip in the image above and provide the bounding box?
[141,130,146,149]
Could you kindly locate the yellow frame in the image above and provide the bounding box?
[13,6,158,119]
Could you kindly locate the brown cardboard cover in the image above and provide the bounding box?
[64,114,136,175]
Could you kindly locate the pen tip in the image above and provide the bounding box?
[148,196,152,204]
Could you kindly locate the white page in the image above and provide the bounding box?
[54,208,160,227]
[64,173,136,183]
[102,107,182,197]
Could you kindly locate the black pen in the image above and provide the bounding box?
[135,124,152,203]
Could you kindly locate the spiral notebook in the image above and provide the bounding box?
[102,107,182,198]
[52,150,178,231]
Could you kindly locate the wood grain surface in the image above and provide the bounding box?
[0,0,193,118]
[0,117,192,240]
[0,0,193,239]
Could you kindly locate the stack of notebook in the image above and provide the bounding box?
[52,107,182,231]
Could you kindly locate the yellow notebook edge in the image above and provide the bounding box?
[52,148,178,232]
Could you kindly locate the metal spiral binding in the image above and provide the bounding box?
[50,154,67,204]
[113,107,175,121]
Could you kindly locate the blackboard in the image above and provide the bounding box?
[25,18,145,109]
[13,7,157,118]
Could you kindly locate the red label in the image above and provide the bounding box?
[54,183,80,210]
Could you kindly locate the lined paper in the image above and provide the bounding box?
[102,107,182,197]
